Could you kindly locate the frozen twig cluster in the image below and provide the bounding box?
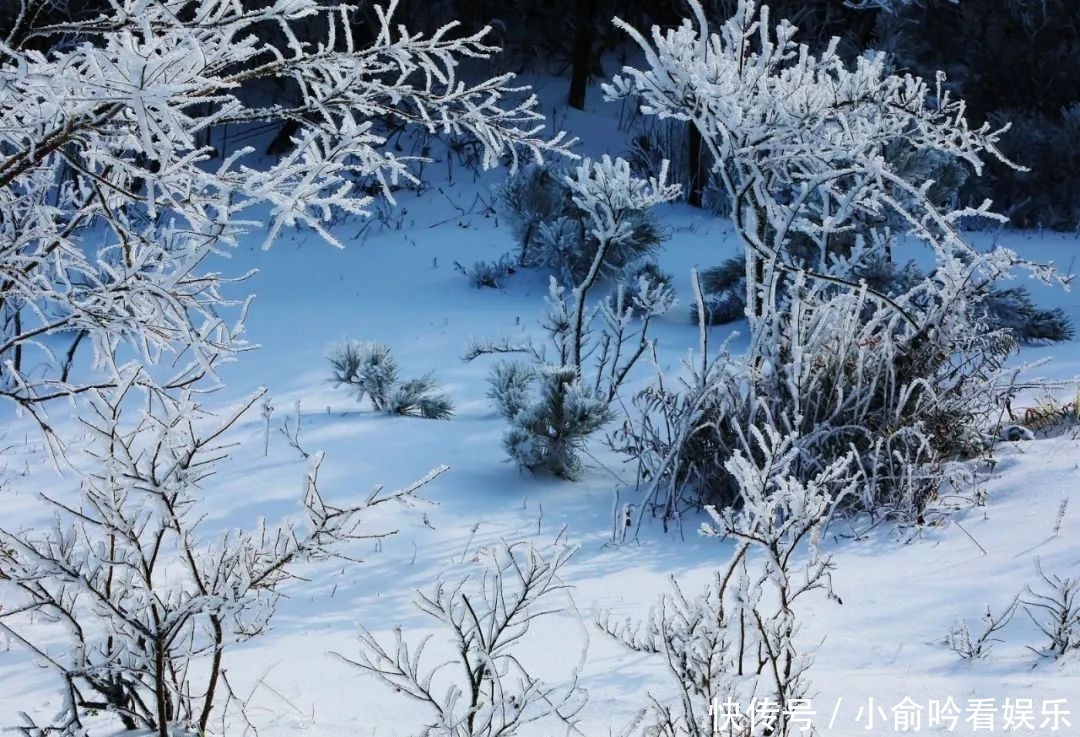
[601,426,852,737]
[0,376,444,737]
[337,540,587,737]
[946,596,1020,661]
[1023,561,1080,658]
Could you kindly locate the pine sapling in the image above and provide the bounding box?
[328,340,453,419]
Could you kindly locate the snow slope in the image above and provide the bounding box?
[2,78,1079,736]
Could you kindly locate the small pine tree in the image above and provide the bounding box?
[692,256,747,325]
[329,340,453,419]
[493,363,613,480]
[497,162,573,265]
[387,375,455,420]
[329,341,399,409]
[488,361,536,419]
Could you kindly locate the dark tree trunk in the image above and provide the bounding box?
[568,0,598,110]
[687,124,706,208]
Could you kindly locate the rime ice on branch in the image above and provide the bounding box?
[0,0,573,426]
[604,0,1059,322]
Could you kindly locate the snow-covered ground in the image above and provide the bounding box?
[2,78,1079,736]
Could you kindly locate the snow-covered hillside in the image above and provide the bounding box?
[2,69,1079,734]
[2,3,1080,734]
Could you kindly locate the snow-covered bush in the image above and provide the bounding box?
[0,378,444,737]
[496,162,570,264]
[387,376,455,420]
[541,157,680,377]
[616,267,1024,526]
[329,340,453,419]
[456,255,516,288]
[338,540,586,737]
[610,312,742,529]
[603,0,1063,523]
[601,427,854,737]
[493,363,613,480]
[474,158,679,479]
[0,0,570,428]
[487,361,537,419]
[497,160,667,284]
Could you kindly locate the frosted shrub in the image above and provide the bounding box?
[0,378,444,737]
[386,376,455,420]
[497,161,667,284]
[611,312,743,529]
[615,261,677,316]
[615,269,1023,528]
[493,363,613,480]
[603,0,1064,525]
[1023,562,1080,658]
[945,596,1020,661]
[473,158,679,480]
[329,340,453,419]
[601,427,855,737]
[329,341,399,406]
[747,275,1020,513]
[339,541,586,737]
[693,250,1073,344]
[488,361,536,419]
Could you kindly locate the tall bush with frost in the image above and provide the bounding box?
[604,0,1051,321]
[605,0,1061,523]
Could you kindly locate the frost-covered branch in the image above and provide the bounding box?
[336,540,587,737]
[604,0,1054,324]
[0,0,573,421]
[0,375,444,737]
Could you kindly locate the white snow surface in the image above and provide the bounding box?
[1,79,1079,737]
